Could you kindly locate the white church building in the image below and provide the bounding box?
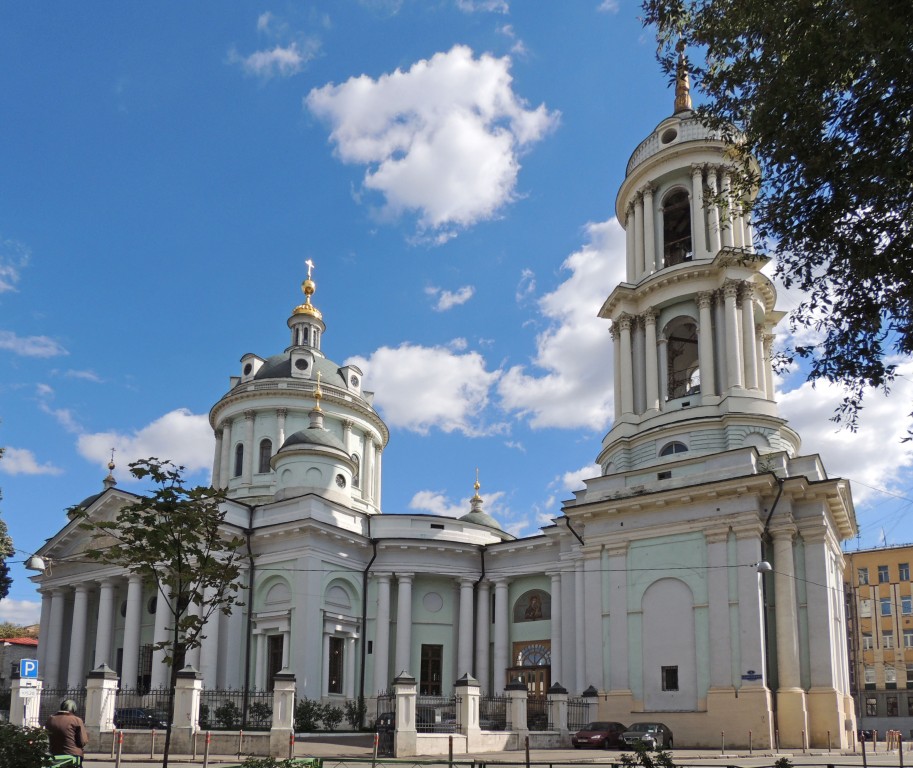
[31,78,857,749]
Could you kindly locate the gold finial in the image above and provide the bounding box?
[108,447,116,472]
[313,370,323,412]
[674,40,692,114]
[473,467,481,500]
[293,259,323,319]
[103,447,117,489]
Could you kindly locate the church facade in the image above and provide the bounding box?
[31,83,857,749]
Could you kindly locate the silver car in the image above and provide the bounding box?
[621,721,673,750]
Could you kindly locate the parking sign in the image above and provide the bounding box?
[20,659,38,678]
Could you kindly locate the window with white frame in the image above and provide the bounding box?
[887,666,898,684]
[903,596,912,615]
[885,630,895,649]
[882,597,893,617]
[880,565,890,583]
[901,563,911,581]
[865,666,876,684]
[863,633,874,650]
[859,567,869,585]
[866,697,877,716]
[904,629,913,649]
[860,599,872,617]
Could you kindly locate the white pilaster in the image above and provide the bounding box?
[457,577,474,677]
[658,335,669,404]
[150,588,172,689]
[363,435,375,503]
[493,579,509,692]
[720,171,734,248]
[772,527,801,689]
[37,590,52,675]
[611,326,622,420]
[625,204,636,281]
[242,410,255,485]
[374,574,391,694]
[707,168,722,254]
[200,588,221,688]
[67,585,90,688]
[607,546,628,691]
[212,429,223,488]
[575,562,585,692]
[706,530,732,688]
[475,580,490,694]
[690,164,706,257]
[219,421,232,489]
[723,281,743,389]
[44,588,67,688]
[394,574,413,674]
[549,572,562,685]
[741,284,759,389]
[642,184,656,274]
[276,408,287,448]
[643,308,659,411]
[94,579,116,669]
[633,192,645,278]
[735,529,766,685]
[374,444,383,508]
[121,575,144,688]
[618,315,634,415]
[344,636,357,698]
[697,292,716,398]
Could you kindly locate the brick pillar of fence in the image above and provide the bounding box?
[393,672,418,758]
[171,666,203,754]
[10,670,42,727]
[582,685,599,723]
[506,677,528,745]
[84,664,118,739]
[270,672,297,756]
[547,682,569,743]
[456,673,480,750]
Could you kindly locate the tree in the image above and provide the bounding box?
[0,446,14,599]
[641,0,913,427]
[78,458,246,768]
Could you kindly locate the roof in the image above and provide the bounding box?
[253,353,347,387]
[281,427,348,453]
[2,638,38,647]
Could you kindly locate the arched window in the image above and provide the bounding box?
[660,441,689,456]
[351,454,360,488]
[665,316,700,399]
[662,188,692,267]
[258,439,272,474]
[234,444,244,477]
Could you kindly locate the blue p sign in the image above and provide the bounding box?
[20,659,38,678]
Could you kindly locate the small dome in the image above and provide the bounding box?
[459,509,502,531]
[280,427,347,453]
[253,353,348,386]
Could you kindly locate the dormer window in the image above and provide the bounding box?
[660,441,689,457]
[662,188,692,267]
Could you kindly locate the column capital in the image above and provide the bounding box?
[609,324,620,341]
[605,543,629,558]
[641,182,656,197]
[740,282,755,301]
[219,418,232,432]
[723,279,741,299]
[491,576,511,587]
[690,163,705,176]
[704,528,731,545]
[697,290,714,309]
[244,409,255,421]
[342,418,353,431]
[456,576,475,587]
[373,572,392,584]
[617,313,634,332]
[642,307,657,325]
[277,407,288,418]
[396,573,414,584]
[769,522,798,541]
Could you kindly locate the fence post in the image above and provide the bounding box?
[10,668,42,727]
[393,672,418,758]
[506,677,529,747]
[456,673,481,751]
[171,666,203,754]
[547,682,568,745]
[269,671,297,758]
[84,663,118,743]
[581,685,598,724]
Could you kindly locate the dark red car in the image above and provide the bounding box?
[572,721,627,749]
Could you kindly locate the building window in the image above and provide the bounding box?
[861,599,872,617]
[660,441,689,457]
[664,317,700,399]
[328,637,344,695]
[661,666,679,691]
[888,696,899,716]
[908,697,913,716]
[866,697,877,716]
[880,565,890,583]
[258,439,272,474]
[903,596,913,615]
[420,644,443,696]
[904,630,913,649]
[662,188,693,267]
[887,666,898,684]
[901,563,911,581]
[865,666,876,684]
[885,631,895,649]
[234,444,244,477]
[859,568,869,585]
[882,597,893,617]
[351,454,360,488]
[863,633,873,650]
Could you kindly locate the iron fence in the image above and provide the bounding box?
[415,694,459,733]
[38,687,86,726]
[199,688,273,730]
[527,696,550,731]
[479,693,510,731]
[112,686,172,729]
[567,696,591,732]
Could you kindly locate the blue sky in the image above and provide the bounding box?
[2,0,912,625]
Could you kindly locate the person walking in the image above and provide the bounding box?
[45,699,89,766]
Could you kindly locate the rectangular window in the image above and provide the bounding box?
[661,666,679,691]
[861,599,872,617]
[887,666,898,683]
[904,596,913,615]
[905,630,913,649]
[908,698,913,717]
[863,633,874,650]
[888,696,899,716]
[882,597,893,617]
[859,568,869,585]
[866,697,877,716]
[880,565,890,583]
[902,564,911,581]
[865,666,876,684]
[885,631,895,649]
[328,636,344,695]
[420,644,443,696]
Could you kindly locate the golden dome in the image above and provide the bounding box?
[292,260,323,318]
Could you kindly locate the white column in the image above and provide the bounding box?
[276,408,287,448]
[121,575,143,688]
[150,588,172,689]
[802,530,838,688]
[772,527,801,689]
[475,581,491,694]
[618,315,635,415]
[720,171,734,248]
[741,284,759,389]
[632,316,645,414]
[257,633,267,690]
[44,588,67,688]
[212,429,223,488]
[707,168,722,254]
[658,335,669,405]
[625,204,636,282]
[549,572,562,685]
[633,193,645,278]
[611,326,622,420]
[575,562,585,691]
[706,531,732,688]
[697,291,716,397]
[363,435,375,503]
[690,164,706,257]
[37,591,52,676]
[723,281,743,389]
[394,574,413,675]
[242,410,255,485]
[219,421,232,489]
[643,309,659,411]
[220,594,245,689]
[67,586,90,687]
[374,445,383,508]
[762,333,775,399]
[374,574,391,694]
[493,579,510,692]
[344,636,357,698]
[745,214,756,251]
[184,600,202,670]
[607,546,629,691]
[642,184,656,273]
[457,577,474,677]
[200,589,221,688]
[735,530,766,685]
[94,579,116,669]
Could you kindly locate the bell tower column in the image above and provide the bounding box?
[633,193,645,279]
[643,308,659,412]
[697,292,716,398]
[625,204,636,281]
[723,281,743,389]
[690,164,706,257]
[721,172,735,248]
[707,167,722,254]
[643,184,657,274]
[741,284,759,389]
[618,314,635,415]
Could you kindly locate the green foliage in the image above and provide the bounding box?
[320,703,343,731]
[215,700,242,729]
[199,703,211,729]
[0,621,32,639]
[239,758,308,768]
[0,722,54,768]
[642,0,913,428]
[294,698,323,732]
[248,701,273,729]
[774,759,793,768]
[619,742,676,768]
[343,696,367,730]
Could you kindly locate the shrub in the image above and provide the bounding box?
[321,704,343,731]
[619,743,676,768]
[215,700,242,729]
[0,721,54,768]
[239,759,302,768]
[248,701,273,729]
[344,697,367,730]
[294,698,323,732]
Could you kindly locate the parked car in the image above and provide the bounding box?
[113,707,169,730]
[858,728,875,741]
[572,721,628,749]
[621,722,673,750]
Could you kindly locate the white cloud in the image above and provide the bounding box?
[346,343,503,436]
[77,408,214,478]
[0,331,67,358]
[426,285,475,311]
[505,440,526,452]
[257,11,274,32]
[457,0,509,11]
[498,217,626,429]
[498,24,528,57]
[597,0,620,12]
[778,358,913,505]
[36,384,81,433]
[410,487,507,519]
[306,45,559,237]
[0,238,30,293]
[560,462,601,493]
[0,598,41,625]
[64,369,103,382]
[515,268,536,303]
[0,447,63,476]
[230,42,315,79]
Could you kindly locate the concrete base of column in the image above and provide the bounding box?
[706,686,774,749]
[807,686,852,749]
[775,687,809,749]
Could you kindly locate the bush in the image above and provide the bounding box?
[619,743,676,768]
[199,703,210,729]
[0,721,54,768]
[239,759,303,768]
[321,704,343,731]
[344,697,366,730]
[248,701,273,729]
[294,698,323,732]
[215,700,242,729]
